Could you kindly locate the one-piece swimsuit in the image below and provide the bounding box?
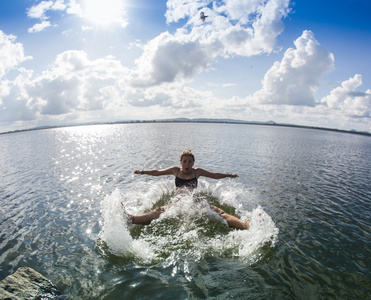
[175,169,198,188]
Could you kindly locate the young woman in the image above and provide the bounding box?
[130,150,250,230]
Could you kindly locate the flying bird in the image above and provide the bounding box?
[200,11,208,22]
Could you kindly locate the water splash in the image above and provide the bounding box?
[98,181,279,265]
[98,189,132,257]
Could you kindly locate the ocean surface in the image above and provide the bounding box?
[0,123,370,299]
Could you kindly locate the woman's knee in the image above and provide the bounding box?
[153,206,166,214]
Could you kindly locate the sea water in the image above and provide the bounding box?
[0,123,370,299]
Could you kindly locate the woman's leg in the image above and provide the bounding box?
[209,205,250,230]
[126,204,249,229]
[130,206,166,225]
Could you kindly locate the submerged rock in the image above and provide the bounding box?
[0,267,61,299]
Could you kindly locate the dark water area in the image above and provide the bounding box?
[0,123,370,299]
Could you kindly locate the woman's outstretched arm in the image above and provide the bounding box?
[196,168,238,179]
[134,166,178,176]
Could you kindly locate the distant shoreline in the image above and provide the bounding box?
[1,118,370,136]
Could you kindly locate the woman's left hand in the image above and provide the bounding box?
[227,173,239,178]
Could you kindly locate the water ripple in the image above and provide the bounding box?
[1,124,370,299]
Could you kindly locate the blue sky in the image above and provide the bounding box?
[0,0,370,133]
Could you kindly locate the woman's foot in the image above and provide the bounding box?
[121,202,134,225]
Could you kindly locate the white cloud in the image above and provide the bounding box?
[0,50,130,122]
[26,0,128,32]
[33,51,129,114]
[27,0,66,19]
[253,30,335,106]
[52,0,67,11]
[129,32,215,87]
[0,31,32,79]
[2,1,370,133]
[131,0,291,88]
[66,0,83,16]
[125,84,207,113]
[165,0,207,23]
[215,0,291,55]
[28,21,53,33]
[27,0,66,32]
[0,68,39,122]
[28,1,54,19]
[321,74,371,118]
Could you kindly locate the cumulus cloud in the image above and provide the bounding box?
[27,0,66,19]
[253,30,335,106]
[0,50,130,122]
[28,21,53,33]
[26,0,128,32]
[65,0,83,15]
[129,32,215,87]
[0,37,204,123]
[2,1,370,132]
[215,0,290,55]
[27,0,66,32]
[0,31,32,79]
[0,68,40,122]
[125,84,205,114]
[131,0,291,87]
[26,1,64,33]
[321,74,371,118]
[165,0,207,23]
[34,51,129,114]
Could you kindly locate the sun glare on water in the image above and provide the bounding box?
[82,0,127,27]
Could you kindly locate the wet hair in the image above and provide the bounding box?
[179,150,195,162]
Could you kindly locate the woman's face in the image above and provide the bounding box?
[180,155,194,173]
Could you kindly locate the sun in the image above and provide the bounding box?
[82,0,127,27]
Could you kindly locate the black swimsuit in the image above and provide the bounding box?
[175,169,198,188]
